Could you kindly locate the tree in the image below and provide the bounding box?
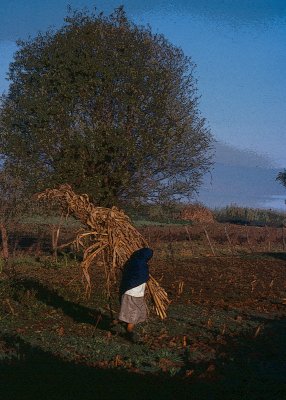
[0,6,213,207]
[0,166,26,261]
[276,170,286,189]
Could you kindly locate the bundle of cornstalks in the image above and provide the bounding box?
[147,275,171,319]
[37,184,170,319]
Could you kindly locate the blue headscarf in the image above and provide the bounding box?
[119,247,153,296]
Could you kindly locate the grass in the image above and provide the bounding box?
[127,203,286,227]
[133,218,191,227]
[1,218,286,398]
[0,256,279,375]
[214,205,286,227]
[20,214,83,228]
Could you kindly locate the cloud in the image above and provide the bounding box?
[215,141,275,168]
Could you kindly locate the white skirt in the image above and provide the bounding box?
[118,294,147,324]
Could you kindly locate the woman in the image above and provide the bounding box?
[118,247,153,342]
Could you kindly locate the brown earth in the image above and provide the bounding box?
[0,222,286,399]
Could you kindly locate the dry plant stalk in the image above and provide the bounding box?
[147,275,171,319]
[177,281,184,296]
[37,184,170,319]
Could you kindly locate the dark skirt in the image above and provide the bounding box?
[118,294,147,324]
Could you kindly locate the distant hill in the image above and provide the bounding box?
[197,142,286,210]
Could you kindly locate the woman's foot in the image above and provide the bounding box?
[125,331,142,344]
[110,322,126,335]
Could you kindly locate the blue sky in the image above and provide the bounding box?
[0,0,285,167]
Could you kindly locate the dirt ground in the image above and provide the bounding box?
[0,223,286,399]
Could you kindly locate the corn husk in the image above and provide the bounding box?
[37,184,170,319]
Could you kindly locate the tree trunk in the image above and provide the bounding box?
[0,222,9,260]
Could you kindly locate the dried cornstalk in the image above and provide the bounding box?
[146,275,171,319]
[37,184,170,319]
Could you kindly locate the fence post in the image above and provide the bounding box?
[184,226,193,255]
[245,225,253,253]
[282,226,285,251]
[0,223,9,261]
[203,226,216,256]
[146,226,151,244]
[224,225,234,256]
[50,212,64,262]
[168,227,176,267]
[264,226,271,252]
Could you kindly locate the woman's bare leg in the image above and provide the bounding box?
[126,323,134,333]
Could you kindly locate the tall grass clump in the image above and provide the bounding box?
[125,203,188,225]
[214,205,286,227]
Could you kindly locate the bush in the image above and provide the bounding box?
[214,205,286,227]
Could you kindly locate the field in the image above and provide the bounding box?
[0,220,286,400]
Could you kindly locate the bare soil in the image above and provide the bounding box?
[0,222,286,399]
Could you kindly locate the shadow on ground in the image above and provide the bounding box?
[261,252,286,261]
[1,315,286,400]
[11,278,113,330]
[210,315,286,400]
[0,334,203,400]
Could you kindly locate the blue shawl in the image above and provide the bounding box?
[119,247,153,296]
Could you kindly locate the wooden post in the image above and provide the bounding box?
[168,228,175,267]
[282,227,285,252]
[203,226,216,256]
[245,225,253,253]
[264,226,268,252]
[184,226,193,254]
[0,222,9,261]
[51,212,64,262]
[264,226,271,252]
[185,225,191,242]
[146,226,151,244]
[224,225,234,255]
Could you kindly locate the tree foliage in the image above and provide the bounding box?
[0,168,24,225]
[0,166,28,260]
[0,7,213,206]
[276,170,286,189]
